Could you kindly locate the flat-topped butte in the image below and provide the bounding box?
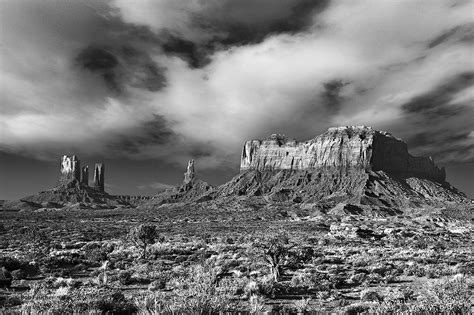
[241,126,445,182]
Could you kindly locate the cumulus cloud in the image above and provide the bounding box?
[1,0,473,169]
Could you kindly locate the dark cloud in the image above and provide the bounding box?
[107,115,175,154]
[195,0,330,45]
[321,79,349,113]
[401,72,474,119]
[396,72,474,165]
[428,23,474,48]
[113,0,330,68]
[407,131,468,149]
[76,46,121,92]
[161,35,210,68]
[75,45,166,93]
[406,131,474,164]
[188,144,214,159]
[76,47,119,71]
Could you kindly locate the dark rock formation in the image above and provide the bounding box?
[94,163,105,192]
[80,166,89,186]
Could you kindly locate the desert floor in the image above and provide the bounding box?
[1,202,473,313]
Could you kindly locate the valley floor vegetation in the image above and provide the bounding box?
[0,204,473,314]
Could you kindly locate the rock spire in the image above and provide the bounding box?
[59,155,81,185]
[94,163,105,192]
[182,159,195,191]
[80,166,89,186]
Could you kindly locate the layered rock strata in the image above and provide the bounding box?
[241,126,445,182]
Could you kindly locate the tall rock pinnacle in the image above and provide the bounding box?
[59,155,81,185]
[94,163,105,192]
[81,166,89,186]
[183,159,195,191]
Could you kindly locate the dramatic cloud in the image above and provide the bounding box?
[75,45,167,93]
[1,0,473,170]
[112,0,329,44]
[401,72,473,119]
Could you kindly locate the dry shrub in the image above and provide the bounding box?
[137,263,239,313]
[371,274,472,314]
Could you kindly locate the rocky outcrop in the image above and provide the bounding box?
[241,126,445,182]
[94,163,105,192]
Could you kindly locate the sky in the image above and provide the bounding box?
[0,0,473,200]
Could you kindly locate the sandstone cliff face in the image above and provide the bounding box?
[241,126,445,182]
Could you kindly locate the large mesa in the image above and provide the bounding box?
[211,125,470,210]
[240,126,445,182]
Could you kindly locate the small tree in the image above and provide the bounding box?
[128,224,159,259]
[255,231,294,282]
